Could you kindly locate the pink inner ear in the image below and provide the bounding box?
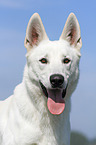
[68,27,76,45]
[32,27,39,45]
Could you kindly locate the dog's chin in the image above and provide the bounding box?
[39,81,68,115]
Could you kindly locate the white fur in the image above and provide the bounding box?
[0,13,82,145]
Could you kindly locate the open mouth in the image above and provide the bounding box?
[39,81,68,115]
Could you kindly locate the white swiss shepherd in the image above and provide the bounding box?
[0,13,82,145]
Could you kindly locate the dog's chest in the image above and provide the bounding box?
[19,124,42,144]
[18,115,65,145]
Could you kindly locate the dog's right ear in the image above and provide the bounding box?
[24,13,48,51]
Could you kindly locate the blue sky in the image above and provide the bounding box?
[0,0,96,139]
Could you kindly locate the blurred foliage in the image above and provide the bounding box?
[70,131,96,145]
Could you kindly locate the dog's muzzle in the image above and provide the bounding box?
[39,74,68,115]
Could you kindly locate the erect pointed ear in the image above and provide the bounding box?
[60,13,82,50]
[24,13,48,51]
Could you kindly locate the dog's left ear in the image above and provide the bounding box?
[60,13,82,50]
[24,13,48,51]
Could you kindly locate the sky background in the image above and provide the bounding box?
[0,0,96,140]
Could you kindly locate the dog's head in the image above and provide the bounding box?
[24,13,82,115]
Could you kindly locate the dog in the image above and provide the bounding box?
[0,13,82,145]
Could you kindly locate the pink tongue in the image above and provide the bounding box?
[47,90,65,115]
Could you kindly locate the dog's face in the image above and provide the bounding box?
[24,13,82,115]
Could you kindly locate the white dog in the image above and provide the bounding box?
[0,13,82,145]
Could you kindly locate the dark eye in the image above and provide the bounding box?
[63,58,71,64]
[39,58,48,64]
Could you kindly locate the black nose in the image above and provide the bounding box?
[50,74,64,88]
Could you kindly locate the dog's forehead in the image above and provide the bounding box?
[28,39,80,61]
[37,40,72,56]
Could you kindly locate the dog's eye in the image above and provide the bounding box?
[39,58,48,64]
[63,58,71,64]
